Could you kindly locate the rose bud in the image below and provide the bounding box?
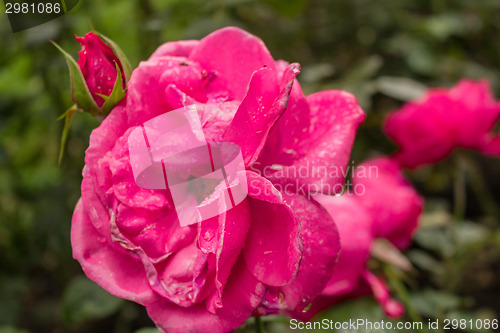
[75,32,128,108]
[53,32,132,165]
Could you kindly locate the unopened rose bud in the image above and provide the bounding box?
[53,31,132,165]
[75,32,127,107]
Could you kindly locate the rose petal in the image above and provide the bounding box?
[126,56,201,127]
[277,193,340,311]
[189,27,276,100]
[125,205,196,260]
[149,40,200,59]
[479,134,500,156]
[200,200,253,313]
[257,60,311,167]
[450,80,500,148]
[85,105,128,184]
[159,62,208,105]
[146,259,266,333]
[108,128,172,211]
[362,270,405,318]
[354,157,423,250]
[314,194,373,296]
[385,96,455,168]
[243,171,303,287]
[71,200,159,305]
[157,242,212,307]
[163,84,198,110]
[450,79,500,126]
[224,64,300,166]
[266,90,365,194]
[196,98,239,142]
[80,175,113,240]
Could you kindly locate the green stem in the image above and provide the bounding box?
[254,316,264,333]
[462,154,500,221]
[453,153,467,222]
[384,265,424,332]
[58,105,78,167]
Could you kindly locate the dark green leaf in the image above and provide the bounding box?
[0,327,29,333]
[259,0,308,17]
[62,277,123,324]
[134,329,162,333]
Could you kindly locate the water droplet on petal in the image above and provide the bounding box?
[302,302,312,313]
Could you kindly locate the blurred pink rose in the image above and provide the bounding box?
[291,157,422,320]
[384,79,500,168]
[353,158,422,250]
[75,32,126,107]
[71,27,365,333]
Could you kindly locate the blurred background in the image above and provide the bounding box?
[1,0,500,332]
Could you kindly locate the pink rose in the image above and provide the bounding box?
[71,27,365,332]
[291,157,422,320]
[384,79,500,168]
[75,32,126,107]
[353,157,423,250]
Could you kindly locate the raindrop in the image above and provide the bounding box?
[302,302,312,313]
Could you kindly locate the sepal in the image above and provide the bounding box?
[51,41,100,115]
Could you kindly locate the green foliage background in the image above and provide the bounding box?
[1,0,500,332]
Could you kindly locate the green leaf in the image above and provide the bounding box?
[407,249,444,273]
[376,76,427,101]
[57,105,77,167]
[453,221,489,248]
[413,226,454,257]
[95,31,133,81]
[446,311,494,333]
[410,289,462,318]
[314,297,413,333]
[134,329,162,333]
[259,0,308,17]
[62,276,123,324]
[98,63,127,116]
[0,276,29,326]
[0,327,29,333]
[51,41,99,115]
